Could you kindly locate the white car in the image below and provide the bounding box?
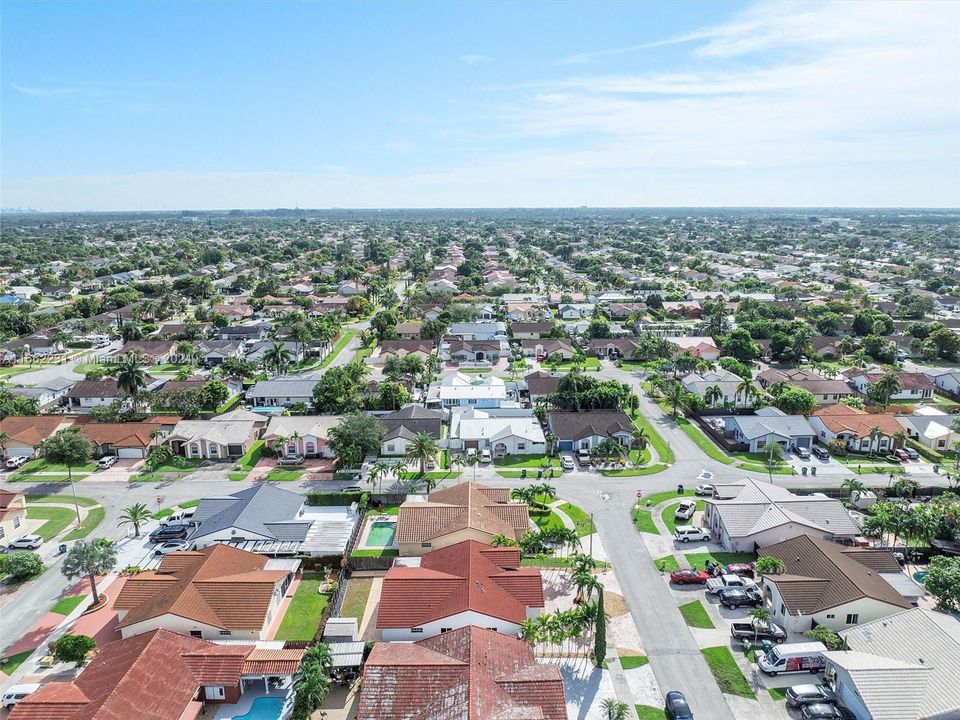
[7,534,43,550]
[154,540,191,555]
[480,449,492,463]
[561,455,575,471]
[97,456,118,469]
[2,684,41,708]
[695,484,715,496]
[674,527,710,543]
[5,456,28,470]
[674,500,697,520]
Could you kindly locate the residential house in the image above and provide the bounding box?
[218,324,269,342]
[379,405,444,456]
[666,336,721,360]
[548,409,634,452]
[505,302,547,322]
[338,281,366,296]
[393,322,422,340]
[245,377,319,408]
[558,303,595,319]
[450,408,546,455]
[757,368,854,406]
[682,368,753,408]
[6,285,40,300]
[523,370,560,402]
[759,534,912,633]
[445,339,508,363]
[7,629,304,720]
[358,626,566,720]
[116,340,178,364]
[589,338,641,359]
[65,378,131,411]
[822,608,960,720]
[606,302,646,319]
[262,415,341,458]
[213,303,255,322]
[166,419,259,460]
[924,367,960,398]
[375,340,435,364]
[428,372,508,409]
[0,489,28,545]
[426,278,458,293]
[509,321,554,339]
[447,322,508,341]
[0,416,72,459]
[80,419,176,459]
[113,544,299,640]
[518,338,575,360]
[719,407,817,453]
[4,376,75,410]
[4,332,65,357]
[661,300,703,318]
[896,409,960,452]
[844,369,936,402]
[810,405,906,453]
[395,481,530,556]
[244,340,304,366]
[703,478,861,552]
[376,540,544,640]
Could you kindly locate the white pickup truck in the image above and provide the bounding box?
[706,573,758,595]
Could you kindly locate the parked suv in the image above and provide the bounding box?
[675,527,710,543]
[577,449,591,467]
[97,455,118,469]
[811,445,830,460]
[7,534,43,550]
[5,456,28,470]
[149,525,188,543]
[794,446,811,460]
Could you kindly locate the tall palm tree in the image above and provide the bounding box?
[748,607,772,644]
[666,380,685,418]
[0,431,9,461]
[572,570,602,604]
[405,432,439,475]
[868,426,884,455]
[873,371,901,410]
[61,539,118,606]
[600,699,629,720]
[116,355,146,397]
[841,477,867,502]
[736,378,758,407]
[117,503,152,538]
[368,460,393,494]
[704,385,723,408]
[262,341,293,376]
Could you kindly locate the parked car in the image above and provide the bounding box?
[342,485,364,494]
[706,574,757,595]
[717,586,763,608]
[97,455,118,469]
[480,449,492,463]
[577,449,591,467]
[674,500,696,520]
[149,526,188,543]
[694,484,715,496]
[675,527,710,543]
[670,568,711,585]
[730,620,787,643]
[757,642,827,677]
[154,539,191,555]
[664,690,694,720]
[2,684,41,708]
[904,447,919,460]
[786,684,837,708]
[278,454,305,466]
[7,534,43,550]
[723,562,756,578]
[794,446,811,459]
[811,445,830,460]
[5,455,29,470]
[800,703,854,720]
[561,455,575,471]
[893,448,910,461]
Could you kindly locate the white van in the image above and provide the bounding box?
[757,642,827,676]
[2,684,42,708]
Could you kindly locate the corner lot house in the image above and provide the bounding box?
[358,626,566,720]
[263,414,340,458]
[0,489,28,545]
[844,370,936,402]
[548,409,634,452]
[166,418,258,460]
[376,540,544,640]
[720,407,816,453]
[7,629,304,720]
[245,377,319,408]
[114,544,299,640]
[0,415,72,459]
[823,608,960,720]
[395,481,530,556]
[810,405,906,453]
[682,368,754,408]
[759,534,911,633]
[704,479,860,552]
[450,408,546,456]
[897,410,960,452]
[757,368,854,405]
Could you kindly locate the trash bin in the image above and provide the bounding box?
[677,484,684,494]
[58,544,67,554]
[933,464,940,474]
[521,469,527,479]
[810,466,817,476]
[801,466,808,476]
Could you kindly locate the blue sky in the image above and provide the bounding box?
[2,0,958,210]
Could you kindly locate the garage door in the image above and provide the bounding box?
[116,448,145,459]
[558,440,573,452]
[795,438,812,448]
[8,449,34,458]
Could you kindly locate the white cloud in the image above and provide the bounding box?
[10,82,86,97]
[460,54,493,64]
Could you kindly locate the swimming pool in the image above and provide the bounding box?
[232,696,285,720]
[367,520,397,547]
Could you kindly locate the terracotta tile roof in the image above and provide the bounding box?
[762,534,911,615]
[812,406,906,439]
[377,540,543,629]
[0,415,67,446]
[358,626,566,720]
[8,629,258,720]
[240,648,306,675]
[114,544,289,631]
[78,422,159,448]
[396,481,529,545]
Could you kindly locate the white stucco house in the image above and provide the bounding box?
[449,408,546,455]
[262,414,341,458]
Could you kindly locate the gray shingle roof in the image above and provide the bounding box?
[190,485,308,542]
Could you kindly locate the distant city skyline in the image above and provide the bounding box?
[2,0,958,211]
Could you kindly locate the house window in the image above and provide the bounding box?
[440,627,452,634]
[421,542,432,548]
[190,630,203,638]
[486,627,497,631]
[0,527,4,539]
[411,628,424,634]
[517,443,526,451]
[387,444,395,453]
[826,614,835,619]
[845,614,859,625]
[219,630,232,636]
[13,516,20,529]
[938,440,946,448]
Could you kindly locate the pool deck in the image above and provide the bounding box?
[355,515,399,552]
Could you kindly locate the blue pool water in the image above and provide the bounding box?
[232,697,285,720]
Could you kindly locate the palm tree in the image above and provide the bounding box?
[262,341,293,376]
[868,426,884,455]
[368,460,392,494]
[600,699,629,720]
[519,618,540,645]
[117,503,152,538]
[704,384,723,408]
[466,452,481,481]
[736,378,758,407]
[491,534,518,548]
[449,453,465,477]
[116,355,146,397]
[872,371,900,410]
[631,427,649,453]
[531,483,556,508]
[61,539,118,606]
[573,570,602,604]
[666,380,685,418]
[405,432,439,475]
[754,555,786,576]
[0,431,9,461]
[748,607,772,644]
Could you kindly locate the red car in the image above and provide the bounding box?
[724,563,756,578]
[670,568,711,585]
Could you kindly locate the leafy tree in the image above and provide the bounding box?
[925,555,960,612]
[840,395,866,410]
[805,625,844,650]
[721,328,760,362]
[61,539,118,606]
[718,356,753,379]
[40,428,94,522]
[7,551,43,580]
[118,503,153,538]
[201,380,230,410]
[773,386,816,415]
[327,413,384,468]
[754,556,785,575]
[54,635,97,666]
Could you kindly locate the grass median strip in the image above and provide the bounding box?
[63,506,105,541]
[619,654,650,670]
[633,508,659,535]
[701,646,756,699]
[676,416,735,465]
[50,595,86,616]
[635,706,667,720]
[557,501,594,537]
[678,600,715,629]
[26,494,99,507]
[632,413,675,464]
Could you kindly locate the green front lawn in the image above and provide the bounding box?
[661,499,705,535]
[599,463,668,477]
[633,509,659,535]
[16,459,98,474]
[63,506,105,541]
[50,595,86,616]
[263,469,305,481]
[493,454,558,468]
[684,551,755,568]
[520,555,611,569]
[235,440,265,471]
[679,600,715,629]
[0,650,33,675]
[619,654,650,670]
[274,572,331,641]
[557,501,594,537]
[654,555,680,573]
[398,470,461,480]
[215,394,241,414]
[633,414,675,464]
[28,506,77,541]
[701,646,755,699]
[26,494,99,507]
[677,416,735,465]
[645,489,696,506]
[341,577,373,620]
[768,687,788,701]
[531,508,566,533]
[545,357,602,371]
[730,451,788,467]
[148,362,193,373]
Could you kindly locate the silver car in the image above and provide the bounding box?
[786,684,837,708]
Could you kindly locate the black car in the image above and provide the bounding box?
[800,703,854,720]
[718,586,763,609]
[149,525,188,542]
[811,445,830,460]
[664,690,693,720]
